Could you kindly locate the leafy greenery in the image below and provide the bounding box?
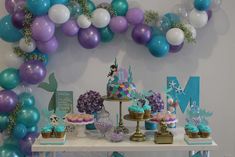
[144,10,159,26]
[23,8,33,45]
[173,23,196,43]
[7,104,22,135]
[72,0,91,18]
[13,47,47,63]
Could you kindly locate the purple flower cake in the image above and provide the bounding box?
[106,59,136,99]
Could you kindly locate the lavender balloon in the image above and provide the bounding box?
[109,16,128,33]
[132,24,152,45]
[12,10,25,29]
[19,60,47,85]
[5,0,25,14]
[170,42,184,53]
[19,132,39,156]
[31,16,55,42]
[78,26,100,49]
[61,20,79,37]
[206,10,212,21]
[126,8,144,25]
[0,90,18,113]
[36,36,58,54]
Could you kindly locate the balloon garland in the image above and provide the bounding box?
[0,0,222,156]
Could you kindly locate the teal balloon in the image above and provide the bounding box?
[194,0,212,11]
[99,27,114,43]
[0,145,23,157]
[0,114,9,131]
[4,137,19,147]
[13,124,27,139]
[0,68,21,90]
[147,36,169,57]
[111,0,129,16]
[27,126,38,133]
[0,15,23,43]
[87,0,96,13]
[67,1,82,17]
[51,0,68,5]
[16,106,40,128]
[26,0,51,16]
[160,13,180,32]
[151,27,164,36]
[19,92,35,107]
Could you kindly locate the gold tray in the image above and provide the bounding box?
[124,114,152,122]
[102,96,131,102]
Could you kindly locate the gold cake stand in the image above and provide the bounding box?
[124,114,152,142]
[102,96,131,134]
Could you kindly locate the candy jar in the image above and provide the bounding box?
[106,127,124,142]
[94,107,113,137]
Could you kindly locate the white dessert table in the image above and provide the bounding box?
[32,127,217,157]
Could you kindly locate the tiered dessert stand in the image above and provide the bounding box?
[124,114,151,142]
[102,96,130,134]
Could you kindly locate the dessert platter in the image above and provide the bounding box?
[64,113,95,137]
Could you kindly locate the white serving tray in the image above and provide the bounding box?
[184,134,213,145]
[39,134,66,145]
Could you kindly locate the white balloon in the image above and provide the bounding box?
[19,38,36,53]
[91,8,111,28]
[210,0,222,11]
[185,24,197,39]
[77,14,91,29]
[172,4,189,21]
[189,9,208,28]
[4,52,23,68]
[166,28,185,46]
[49,4,70,24]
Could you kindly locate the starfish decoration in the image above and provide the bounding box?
[175,86,185,94]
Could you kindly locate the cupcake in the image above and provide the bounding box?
[184,123,194,135]
[143,104,151,119]
[188,125,199,138]
[54,125,65,138]
[198,124,211,138]
[41,126,52,138]
[134,106,144,120]
[128,105,136,119]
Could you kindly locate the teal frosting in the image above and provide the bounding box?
[41,126,52,133]
[143,104,151,111]
[128,105,144,113]
[55,125,65,133]
[188,125,199,133]
[185,123,194,129]
[198,125,211,133]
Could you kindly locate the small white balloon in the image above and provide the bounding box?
[189,9,208,29]
[210,0,222,11]
[4,52,23,68]
[19,38,36,53]
[91,8,111,28]
[185,24,197,39]
[166,28,185,46]
[172,4,189,21]
[49,4,70,24]
[77,14,91,29]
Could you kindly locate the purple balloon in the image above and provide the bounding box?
[19,132,39,156]
[12,10,25,29]
[78,26,100,49]
[14,0,26,12]
[62,20,79,37]
[5,0,25,14]
[126,8,144,25]
[206,10,212,21]
[170,42,184,53]
[36,36,58,54]
[31,16,55,42]
[19,60,47,85]
[0,90,18,113]
[132,24,152,45]
[109,16,128,33]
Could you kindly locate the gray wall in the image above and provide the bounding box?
[0,0,234,157]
